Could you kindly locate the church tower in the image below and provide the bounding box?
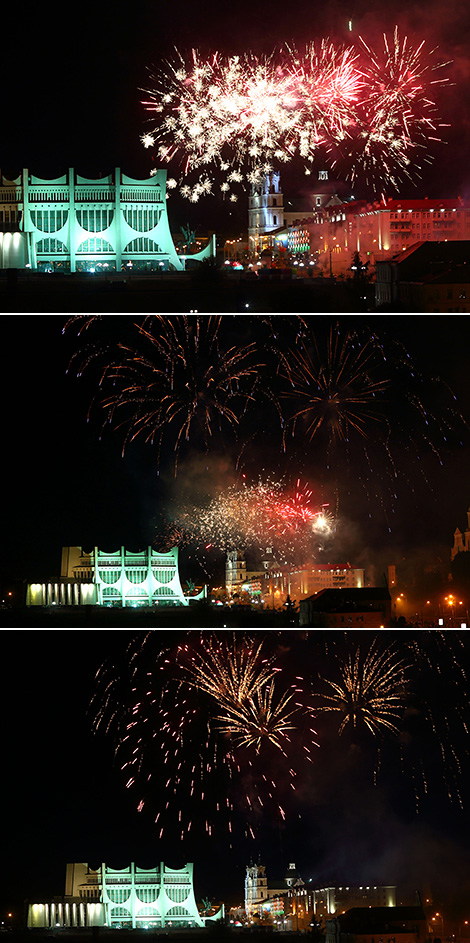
[225,550,247,595]
[248,173,284,255]
[245,860,268,917]
[451,506,470,560]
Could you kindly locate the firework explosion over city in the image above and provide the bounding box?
[164,476,335,563]
[92,631,470,851]
[66,314,469,556]
[140,29,451,199]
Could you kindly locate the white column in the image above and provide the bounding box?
[68,168,76,272]
[115,168,122,271]
[131,862,136,928]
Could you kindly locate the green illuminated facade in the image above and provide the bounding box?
[27,862,225,929]
[0,169,215,272]
[26,545,206,608]
[92,545,191,607]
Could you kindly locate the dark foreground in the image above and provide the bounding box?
[8,932,307,943]
[0,269,374,313]
[0,603,298,629]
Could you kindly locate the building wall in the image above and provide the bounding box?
[60,546,93,579]
[263,565,364,606]
[26,545,200,607]
[300,602,391,629]
[28,863,203,929]
[65,863,100,898]
[451,508,470,560]
[26,580,97,606]
[419,280,470,313]
[248,173,284,254]
[101,863,203,928]
[245,863,269,917]
[0,169,215,272]
[27,900,104,928]
[286,197,470,277]
[312,887,396,917]
[93,546,188,607]
[0,231,27,266]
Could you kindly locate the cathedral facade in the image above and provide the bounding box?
[451,507,470,560]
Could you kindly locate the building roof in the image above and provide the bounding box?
[303,588,391,612]
[386,197,465,210]
[376,241,470,279]
[262,563,360,576]
[313,563,359,571]
[331,906,426,931]
[388,240,470,264]
[419,265,470,285]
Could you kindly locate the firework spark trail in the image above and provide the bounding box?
[92,632,470,847]
[91,315,263,472]
[141,31,450,197]
[171,476,333,561]
[65,316,468,530]
[282,325,391,444]
[175,635,278,706]
[311,632,470,812]
[273,322,469,525]
[214,683,300,754]
[337,27,451,188]
[314,641,410,736]
[176,636,314,755]
[91,632,319,842]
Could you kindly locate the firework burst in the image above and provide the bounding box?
[73,315,264,472]
[309,631,470,812]
[277,321,469,525]
[215,684,300,754]
[91,632,318,842]
[170,476,333,563]
[335,27,451,190]
[282,324,390,444]
[314,640,410,736]
[141,31,450,197]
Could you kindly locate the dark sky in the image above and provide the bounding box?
[1,0,470,234]
[3,629,470,927]
[1,313,470,595]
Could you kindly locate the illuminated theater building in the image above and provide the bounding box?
[27,862,223,929]
[0,168,215,272]
[26,545,206,608]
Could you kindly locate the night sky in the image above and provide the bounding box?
[1,0,470,236]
